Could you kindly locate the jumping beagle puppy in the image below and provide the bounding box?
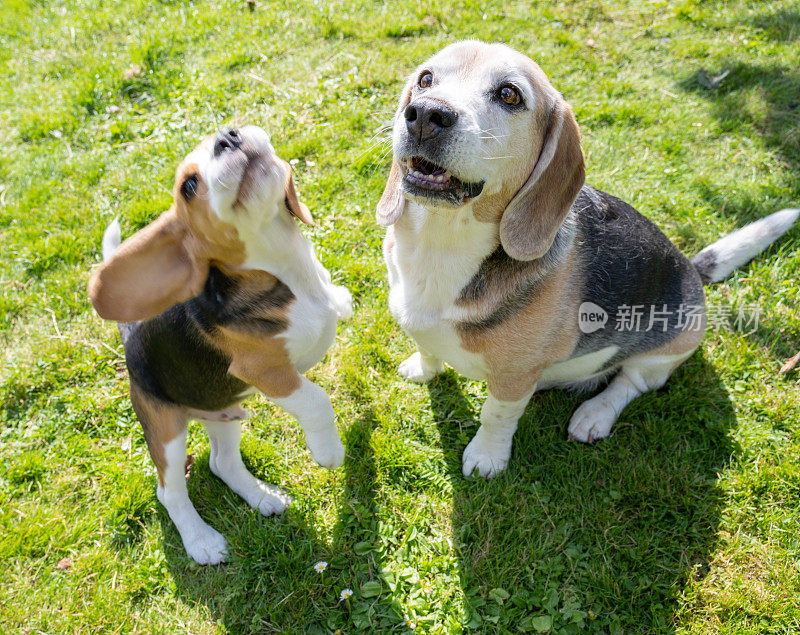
[377,41,798,478]
[89,126,352,564]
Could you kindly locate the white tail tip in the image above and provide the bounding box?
[101,217,122,262]
[692,208,799,283]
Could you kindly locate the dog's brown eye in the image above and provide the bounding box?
[499,85,522,106]
[418,71,433,89]
[180,174,198,201]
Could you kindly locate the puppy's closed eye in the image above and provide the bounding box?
[181,174,199,201]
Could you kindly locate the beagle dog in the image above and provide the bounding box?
[377,41,798,478]
[89,126,352,564]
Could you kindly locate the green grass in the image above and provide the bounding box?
[2,0,800,632]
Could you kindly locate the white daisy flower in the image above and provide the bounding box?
[313,561,328,573]
[404,614,416,629]
[339,588,354,601]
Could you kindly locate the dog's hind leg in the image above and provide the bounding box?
[130,385,228,565]
[200,419,290,516]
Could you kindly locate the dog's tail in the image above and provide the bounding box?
[102,217,122,262]
[98,217,135,342]
[691,208,799,284]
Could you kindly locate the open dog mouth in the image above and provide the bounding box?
[401,157,484,204]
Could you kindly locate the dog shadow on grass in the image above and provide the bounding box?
[155,408,384,632]
[427,351,736,632]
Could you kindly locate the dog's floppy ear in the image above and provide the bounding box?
[282,161,314,226]
[376,79,414,227]
[500,100,585,261]
[88,211,209,323]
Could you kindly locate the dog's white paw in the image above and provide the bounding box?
[245,482,291,516]
[233,477,291,516]
[462,428,511,478]
[567,401,615,443]
[184,525,229,565]
[398,352,443,383]
[331,285,353,320]
[306,431,345,469]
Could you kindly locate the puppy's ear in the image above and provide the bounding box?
[500,100,585,261]
[88,211,209,322]
[283,161,314,226]
[376,80,414,227]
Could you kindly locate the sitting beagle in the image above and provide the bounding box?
[377,41,798,478]
[89,126,352,564]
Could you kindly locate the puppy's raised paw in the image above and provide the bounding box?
[331,285,353,320]
[307,432,345,469]
[398,352,443,383]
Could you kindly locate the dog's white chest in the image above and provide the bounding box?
[385,204,496,380]
[409,323,489,380]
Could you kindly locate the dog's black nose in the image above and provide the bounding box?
[404,99,457,143]
[213,128,242,156]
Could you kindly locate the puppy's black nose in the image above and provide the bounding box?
[404,99,457,143]
[213,128,243,156]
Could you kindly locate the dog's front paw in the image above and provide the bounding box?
[307,431,345,469]
[462,428,511,478]
[567,401,615,443]
[331,285,353,320]
[185,526,229,565]
[245,482,291,516]
[398,352,443,383]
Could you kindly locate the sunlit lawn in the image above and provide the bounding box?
[2,0,800,632]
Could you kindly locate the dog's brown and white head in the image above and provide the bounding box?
[89,125,312,322]
[377,41,585,261]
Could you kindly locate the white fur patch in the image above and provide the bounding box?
[101,217,121,262]
[385,200,497,380]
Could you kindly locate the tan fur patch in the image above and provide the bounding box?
[174,162,246,267]
[88,160,247,323]
[222,330,301,398]
[642,309,707,359]
[472,174,527,224]
[445,42,498,79]
[384,226,396,254]
[129,383,187,484]
[459,250,584,401]
[191,265,301,398]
